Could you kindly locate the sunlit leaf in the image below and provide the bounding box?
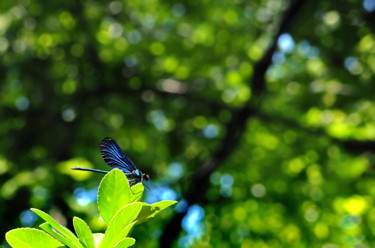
[114,238,136,248]
[39,223,78,248]
[130,183,144,202]
[135,200,177,224]
[5,228,64,248]
[73,217,95,248]
[93,233,104,248]
[31,208,83,248]
[100,202,142,248]
[98,169,131,224]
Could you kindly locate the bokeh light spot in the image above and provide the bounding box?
[203,124,219,138]
[150,42,165,55]
[74,187,97,206]
[364,0,375,12]
[168,162,184,179]
[278,33,295,53]
[323,11,340,26]
[343,195,368,214]
[20,210,38,227]
[15,96,29,111]
[251,183,266,198]
[61,107,76,122]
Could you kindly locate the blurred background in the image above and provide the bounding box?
[1,0,375,247]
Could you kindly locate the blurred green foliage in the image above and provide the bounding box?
[1,0,375,247]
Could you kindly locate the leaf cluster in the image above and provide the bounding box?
[5,169,176,248]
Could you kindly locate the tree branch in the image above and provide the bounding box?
[160,0,309,246]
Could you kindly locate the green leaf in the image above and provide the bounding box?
[93,233,104,248]
[40,223,78,248]
[98,169,131,224]
[135,200,177,224]
[31,208,83,248]
[100,202,143,248]
[114,238,136,248]
[73,217,95,248]
[5,228,64,248]
[100,223,134,248]
[130,183,144,202]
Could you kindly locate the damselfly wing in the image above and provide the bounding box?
[72,137,149,186]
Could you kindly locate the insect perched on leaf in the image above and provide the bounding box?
[72,137,149,186]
